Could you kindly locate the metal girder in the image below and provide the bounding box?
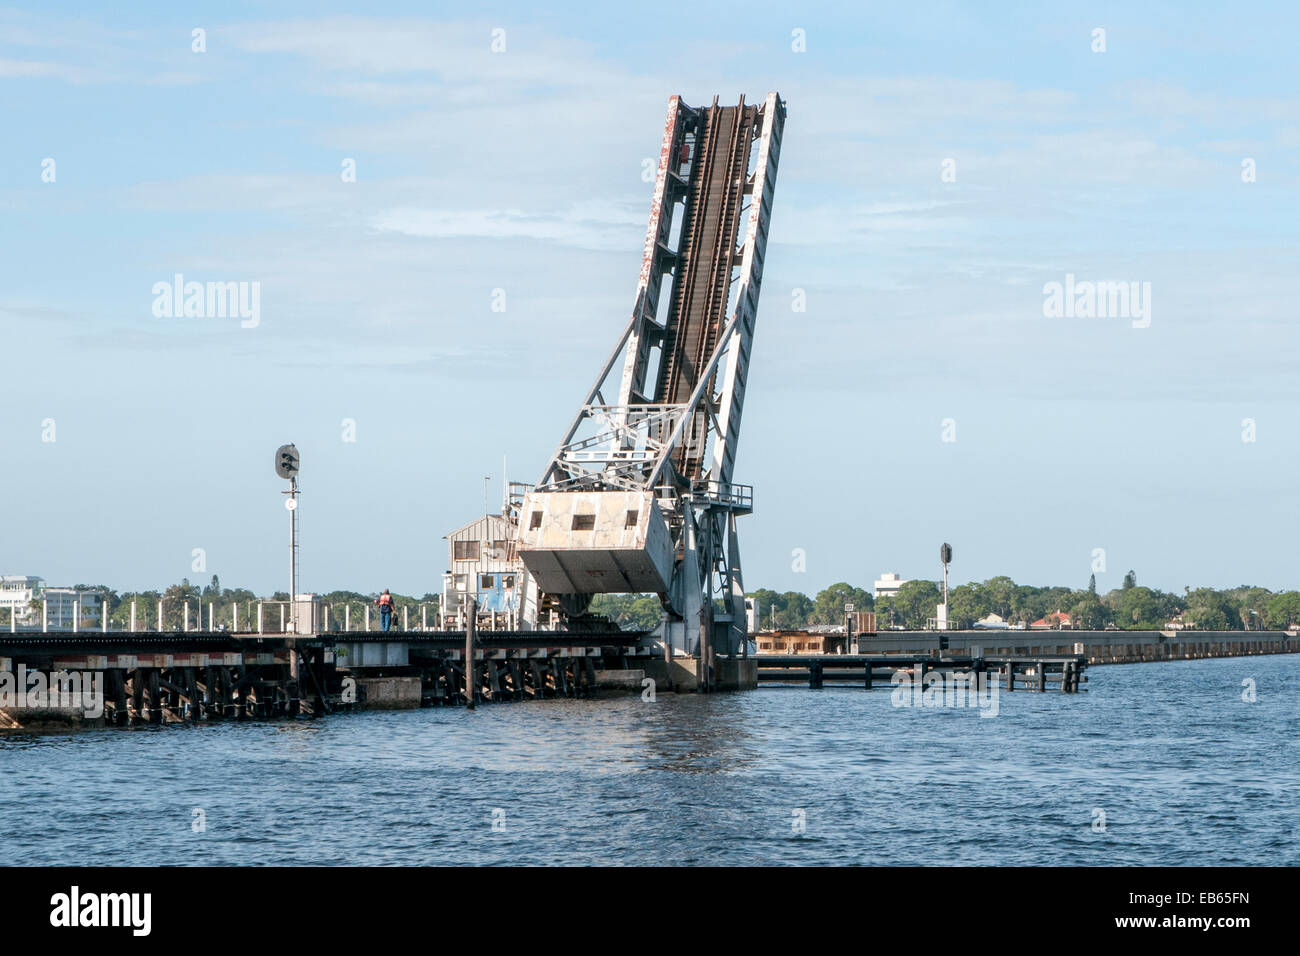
[618,95,692,414]
[710,92,785,486]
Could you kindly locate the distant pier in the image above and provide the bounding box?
[757,654,1086,693]
[842,627,1297,665]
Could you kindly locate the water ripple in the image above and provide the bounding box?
[1,656,1299,865]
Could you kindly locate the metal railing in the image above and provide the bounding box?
[3,598,441,636]
[690,480,753,511]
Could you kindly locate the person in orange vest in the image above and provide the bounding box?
[375,589,394,632]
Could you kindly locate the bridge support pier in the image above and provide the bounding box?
[642,655,756,693]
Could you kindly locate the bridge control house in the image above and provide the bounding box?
[440,514,528,630]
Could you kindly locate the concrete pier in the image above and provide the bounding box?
[592,669,646,690]
[640,656,758,692]
[354,676,422,709]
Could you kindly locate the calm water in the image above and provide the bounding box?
[2,656,1297,866]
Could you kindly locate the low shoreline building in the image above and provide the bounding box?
[1031,610,1075,630]
[755,630,835,654]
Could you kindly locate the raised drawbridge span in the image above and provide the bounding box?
[516,92,785,684]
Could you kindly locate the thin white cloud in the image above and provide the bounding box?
[370,201,645,250]
[224,16,624,88]
[0,57,97,82]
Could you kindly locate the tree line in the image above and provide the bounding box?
[594,573,1300,632]
[878,572,1300,631]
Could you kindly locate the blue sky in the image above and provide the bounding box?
[2,1,1298,598]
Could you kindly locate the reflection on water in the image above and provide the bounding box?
[2,656,1298,865]
[636,696,759,775]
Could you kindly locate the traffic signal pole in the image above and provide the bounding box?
[275,443,302,637]
[288,475,299,636]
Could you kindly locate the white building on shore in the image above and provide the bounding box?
[39,588,105,628]
[0,576,43,626]
[0,577,105,629]
[874,572,909,600]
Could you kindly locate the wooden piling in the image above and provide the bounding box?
[109,670,127,726]
[512,660,525,701]
[464,597,477,707]
[146,670,161,723]
[130,669,143,723]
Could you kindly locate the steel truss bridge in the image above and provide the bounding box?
[515,92,786,684]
